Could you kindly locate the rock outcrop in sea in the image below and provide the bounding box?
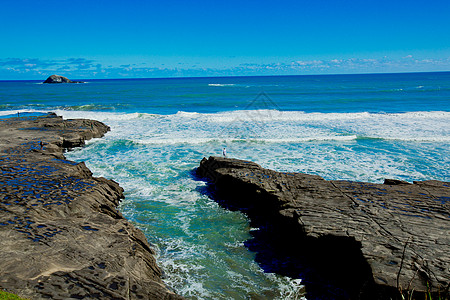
[197,156,449,299]
[43,75,84,83]
[0,113,183,299]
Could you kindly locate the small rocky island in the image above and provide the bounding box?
[0,114,183,299]
[43,75,84,83]
[197,156,449,299]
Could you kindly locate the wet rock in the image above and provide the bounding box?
[0,113,183,299]
[197,156,450,299]
[43,75,84,84]
[384,178,412,185]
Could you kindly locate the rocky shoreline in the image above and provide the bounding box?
[0,114,183,299]
[197,156,450,299]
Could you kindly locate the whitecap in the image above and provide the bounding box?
[208,83,236,87]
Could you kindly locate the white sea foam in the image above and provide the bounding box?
[208,83,236,87]
[130,135,359,145]
[53,110,161,121]
[63,107,449,299]
[3,74,450,299]
[0,109,44,116]
[8,109,448,144]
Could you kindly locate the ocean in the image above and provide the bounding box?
[1,72,449,299]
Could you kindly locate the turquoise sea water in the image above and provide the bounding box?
[1,72,449,299]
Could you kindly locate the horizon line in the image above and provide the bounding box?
[1,70,449,82]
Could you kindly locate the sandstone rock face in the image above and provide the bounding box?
[197,156,449,299]
[43,75,83,83]
[0,114,183,299]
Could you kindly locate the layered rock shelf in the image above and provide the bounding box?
[0,114,183,299]
[197,156,449,299]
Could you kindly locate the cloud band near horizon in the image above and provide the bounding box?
[0,56,449,80]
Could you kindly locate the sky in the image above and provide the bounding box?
[0,0,449,79]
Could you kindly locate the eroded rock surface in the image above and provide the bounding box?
[0,114,183,299]
[197,156,450,299]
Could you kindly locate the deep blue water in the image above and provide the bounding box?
[1,72,449,114]
[1,72,449,299]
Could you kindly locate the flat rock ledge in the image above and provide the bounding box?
[0,114,183,300]
[197,156,449,299]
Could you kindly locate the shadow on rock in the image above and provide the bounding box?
[193,169,397,300]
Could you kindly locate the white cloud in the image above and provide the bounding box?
[1,55,450,80]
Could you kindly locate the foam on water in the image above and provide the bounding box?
[7,108,450,182]
[0,109,47,117]
[67,136,307,298]
[58,107,449,299]
[2,73,449,298]
[6,108,449,182]
[54,109,450,144]
[208,83,237,87]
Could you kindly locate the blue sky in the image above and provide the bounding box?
[1,0,449,79]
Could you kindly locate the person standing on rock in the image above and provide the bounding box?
[222,147,227,158]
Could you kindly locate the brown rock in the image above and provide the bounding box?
[197,156,450,299]
[0,113,183,299]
